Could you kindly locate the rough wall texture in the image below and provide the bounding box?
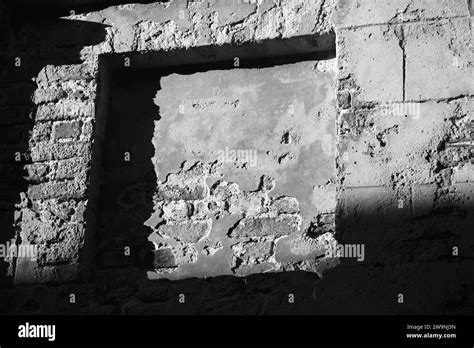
[99,60,338,280]
[0,0,472,314]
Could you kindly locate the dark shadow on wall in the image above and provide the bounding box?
[0,201,472,315]
[0,3,108,289]
[87,198,472,315]
[94,69,159,273]
[328,194,474,315]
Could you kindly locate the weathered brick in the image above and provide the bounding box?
[20,208,57,243]
[37,64,95,85]
[37,238,82,266]
[153,248,176,268]
[162,200,192,221]
[229,215,301,238]
[156,220,210,243]
[52,120,82,140]
[156,183,208,201]
[271,196,299,214]
[274,234,328,263]
[47,223,84,260]
[27,179,87,200]
[30,141,91,162]
[24,163,49,182]
[33,87,67,104]
[31,122,51,142]
[81,119,94,140]
[54,157,89,180]
[337,90,351,109]
[231,239,273,263]
[35,100,94,121]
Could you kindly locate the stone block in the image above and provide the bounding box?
[270,196,299,214]
[229,215,301,238]
[156,183,208,201]
[37,64,95,85]
[153,248,176,268]
[31,122,51,142]
[405,18,473,100]
[27,179,87,200]
[338,25,403,103]
[35,100,94,121]
[156,220,211,243]
[54,157,89,181]
[231,239,273,264]
[24,163,49,182]
[30,141,91,162]
[275,234,330,263]
[52,120,82,141]
[33,87,67,104]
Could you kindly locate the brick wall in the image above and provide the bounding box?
[0,0,472,315]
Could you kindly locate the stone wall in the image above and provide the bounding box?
[97,58,338,280]
[0,0,472,315]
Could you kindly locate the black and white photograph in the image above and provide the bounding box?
[0,0,472,346]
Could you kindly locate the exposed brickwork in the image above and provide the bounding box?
[0,0,471,315]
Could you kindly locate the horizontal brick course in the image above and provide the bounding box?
[229,215,301,238]
[37,64,95,85]
[33,87,67,104]
[35,100,94,121]
[156,220,211,243]
[156,183,208,201]
[27,179,87,200]
[30,141,91,162]
[54,157,89,180]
